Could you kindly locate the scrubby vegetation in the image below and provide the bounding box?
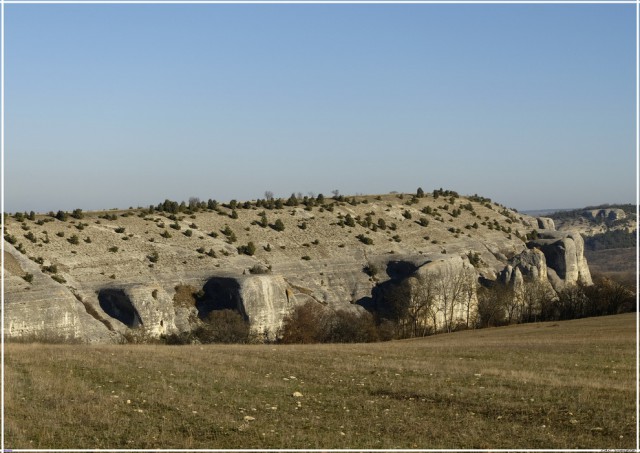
[584,229,636,251]
[163,310,251,345]
[279,302,378,344]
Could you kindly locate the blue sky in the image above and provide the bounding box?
[4,4,636,213]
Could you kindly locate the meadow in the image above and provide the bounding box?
[5,313,637,449]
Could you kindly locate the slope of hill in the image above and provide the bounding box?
[4,189,594,343]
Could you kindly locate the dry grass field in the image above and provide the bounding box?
[5,313,637,449]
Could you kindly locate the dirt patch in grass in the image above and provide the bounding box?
[5,314,636,449]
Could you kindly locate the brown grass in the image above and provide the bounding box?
[585,247,636,275]
[5,313,637,449]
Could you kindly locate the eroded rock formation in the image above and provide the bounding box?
[526,231,592,291]
[4,192,594,342]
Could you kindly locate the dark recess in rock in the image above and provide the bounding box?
[197,277,245,320]
[98,289,143,328]
[385,261,419,281]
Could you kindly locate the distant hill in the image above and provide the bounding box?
[543,203,636,240]
[547,203,635,222]
[521,208,576,217]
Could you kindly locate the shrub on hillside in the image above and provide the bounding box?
[237,242,256,256]
[249,264,270,274]
[279,302,329,344]
[193,310,251,344]
[55,211,68,221]
[42,264,58,274]
[173,284,198,308]
[363,263,379,277]
[280,302,379,344]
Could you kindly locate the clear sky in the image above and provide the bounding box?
[4,3,636,213]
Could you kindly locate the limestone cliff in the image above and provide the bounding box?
[526,231,593,291]
[3,191,594,342]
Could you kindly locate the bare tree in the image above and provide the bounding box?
[188,196,200,209]
[503,283,521,324]
[434,266,474,333]
[264,191,274,201]
[520,279,553,323]
[477,285,507,328]
[406,273,438,337]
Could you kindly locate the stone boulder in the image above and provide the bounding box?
[536,217,556,231]
[527,231,592,291]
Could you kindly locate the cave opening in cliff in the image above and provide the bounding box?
[98,289,143,328]
[196,277,245,320]
[385,260,420,281]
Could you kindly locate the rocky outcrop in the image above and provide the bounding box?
[583,209,626,222]
[234,275,300,339]
[502,248,548,283]
[3,192,597,343]
[527,231,592,291]
[4,243,118,343]
[536,217,556,230]
[403,255,478,330]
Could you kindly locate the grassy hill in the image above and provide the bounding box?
[5,313,636,449]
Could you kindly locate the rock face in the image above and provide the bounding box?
[502,248,549,282]
[231,275,299,339]
[527,231,592,291]
[3,192,594,343]
[536,217,556,231]
[583,209,626,222]
[4,243,118,343]
[412,255,478,330]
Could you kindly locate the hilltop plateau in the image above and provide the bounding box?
[4,189,596,343]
